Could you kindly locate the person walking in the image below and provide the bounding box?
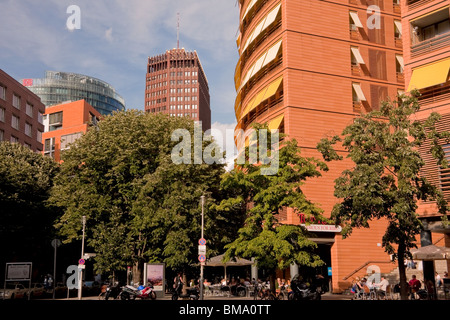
[408,275,421,300]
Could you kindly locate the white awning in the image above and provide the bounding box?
[242,0,258,21]
[351,47,365,65]
[242,3,281,53]
[352,83,367,101]
[349,11,363,28]
[394,20,402,35]
[396,55,404,69]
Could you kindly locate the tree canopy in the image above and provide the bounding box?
[0,142,59,270]
[219,124,328,289]
[317,91,450,299]
[50,110,233,281]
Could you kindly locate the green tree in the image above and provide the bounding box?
[0,142,59,271]
[220,124,328,291]
[51,110,229,283]
[317,91,449,300]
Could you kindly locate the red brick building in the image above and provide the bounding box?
[0,69,45,152]
[234,0,405,292]
[145,48,211,132]
[42,100,101,162]
[401,0,450,277]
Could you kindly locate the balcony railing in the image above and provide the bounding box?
[419,83,450,106]
[353,101,362,113]
[395,37,403,48]
[396,72,404,83]
[411,32,450,58]
[350,28,360,41]
[351,64,361,76]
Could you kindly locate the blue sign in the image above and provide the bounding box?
[327,267,332,276]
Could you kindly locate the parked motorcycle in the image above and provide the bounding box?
[288,274,322,300]
[105,282,122,300]
[120,284,157,300]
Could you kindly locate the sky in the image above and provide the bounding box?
[0,0,240,140]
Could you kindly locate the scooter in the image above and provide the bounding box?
[120,284,157,300]
[288,274,322,300]
[105,282,122,300]
[171,283,199,300]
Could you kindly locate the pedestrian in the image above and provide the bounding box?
[408,275,421,299]
[436,272,442,288]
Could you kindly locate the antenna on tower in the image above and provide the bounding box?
[177,12,180,49]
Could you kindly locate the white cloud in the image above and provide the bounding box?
[209,121,237,171]
[105,27,113,42]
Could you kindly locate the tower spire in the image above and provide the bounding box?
[177,12,180,49]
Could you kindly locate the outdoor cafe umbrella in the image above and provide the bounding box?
[204,254,254,280]
[410,245,450,260]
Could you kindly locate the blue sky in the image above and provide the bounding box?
[0,0,239,130]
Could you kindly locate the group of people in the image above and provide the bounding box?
[351,275,390,299]
[352,271,449,300]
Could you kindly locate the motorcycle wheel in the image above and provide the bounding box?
[121,292,130,300]
[171,293,179,300]
[288,292,295,300]
[150,291,157,300]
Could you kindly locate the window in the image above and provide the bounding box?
[351,47,365,65]
[352,83,367,102]
[44,137,55,158]
[11,115,19,130]
[49,111,63,126]
[37,130,42,143]
[26,103,33,117]
[25,123,32,137]
[394,20,402,39]
[12,94,20,109]
[411,7,450,44]
[61,132,82,150]
[0,129,3,141]
[10,135,19,143]
[0,107,4,122]
[396,55,404,74]
[0,85,5,100]
[349,11,363,30]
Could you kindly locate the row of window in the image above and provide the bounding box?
[0,129,35,149]
[147,71,199,81]
[0,84,37,118]
[169,113,198,118]
[0,108,42,139]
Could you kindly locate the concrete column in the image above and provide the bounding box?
[251,258,258,282]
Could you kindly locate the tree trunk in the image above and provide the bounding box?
[398,243,409,300]
[269,272,276,295]
[133,261,142,285]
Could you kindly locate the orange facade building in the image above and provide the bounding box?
[402,0,450,276]
[42,100,101,162]
[235,0,406,292]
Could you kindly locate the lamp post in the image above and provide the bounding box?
[78,216,86,300]
[200,195,205,300]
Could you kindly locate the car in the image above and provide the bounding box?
[0,283,28,300]
[28,283,46,299]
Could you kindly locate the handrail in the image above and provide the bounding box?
[343,260,395,281]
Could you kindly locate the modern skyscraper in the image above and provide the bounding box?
[0,69,45,152]
[145,48,211,132]
[234,0,404,292]
[22,71,126,116]
[402,0,450,276]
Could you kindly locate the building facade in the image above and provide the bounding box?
[42,100,101,163]
[22,71,125,116]
[0,69,44,152]
[145,48,211,132]
[234,0,405,292]
[401,0,450,275]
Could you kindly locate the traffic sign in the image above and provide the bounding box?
[78,259,85,265]
[199,238,206,245]
[198,255,206,262]
[198,245,206,255]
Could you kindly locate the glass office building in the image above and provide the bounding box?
[22,71,125,116]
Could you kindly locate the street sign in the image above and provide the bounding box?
[198,238,206,245]
[51,239,61,248]
[198,255,206,262]
[78,264,86,269]
[78,259,85,265]
[198,245,206,255]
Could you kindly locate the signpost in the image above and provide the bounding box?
[4,262,32,300]
[51,239,61,299]
[199,196,205,300]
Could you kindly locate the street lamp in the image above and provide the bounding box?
[78,216,86,300]
[200,195,205,300]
